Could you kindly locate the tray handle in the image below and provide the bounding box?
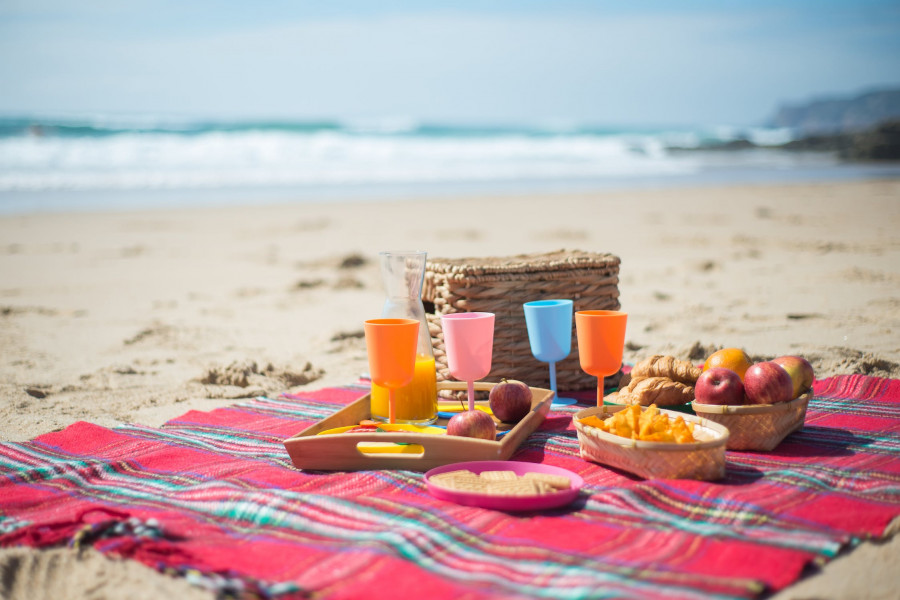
[285,431,503,471]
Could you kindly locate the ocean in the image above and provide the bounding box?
[2,114,899,214]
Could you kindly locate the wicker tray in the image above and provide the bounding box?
[283,381,553,471]
[573,405,729,480]
[424,250,621,391]
[691,392,811,451]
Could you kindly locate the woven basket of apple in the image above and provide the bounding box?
[690,349,814,451]
[574,403,729,480]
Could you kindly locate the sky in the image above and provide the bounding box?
[2,1,900,127]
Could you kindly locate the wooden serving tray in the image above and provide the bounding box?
[283,381,553,471]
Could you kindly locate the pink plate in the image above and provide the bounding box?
[425,460,584,511]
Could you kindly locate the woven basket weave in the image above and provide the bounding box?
[691,392,810,451]
[573,405,729,480]
[423,250,621,391]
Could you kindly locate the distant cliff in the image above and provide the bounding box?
[779,120,900,161]
[667,113,900,162]
[769,89,900,135]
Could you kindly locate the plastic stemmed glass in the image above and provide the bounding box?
[440,312,495,411]
[364,318,420,424]
[575,310,628,407]
[523,299,577,407]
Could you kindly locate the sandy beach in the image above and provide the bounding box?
[1,179,899,598]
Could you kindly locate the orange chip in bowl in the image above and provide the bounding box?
[579,403,697,444]
[671,417,695,444]
[579,415,608,431]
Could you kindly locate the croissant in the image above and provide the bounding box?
[617,376,695,406]
[630,355,701,385]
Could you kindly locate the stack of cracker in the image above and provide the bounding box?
[429,469,571,496]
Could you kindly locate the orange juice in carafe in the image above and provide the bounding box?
[375,250,438,425]
[371,354,437,424]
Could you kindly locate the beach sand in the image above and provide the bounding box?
[1,179,899,598]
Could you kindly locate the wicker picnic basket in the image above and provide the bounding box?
[423,250,621,391]
[691,392,811,451]
[573,405,729,480]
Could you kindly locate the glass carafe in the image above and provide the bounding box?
[370,250,438,425]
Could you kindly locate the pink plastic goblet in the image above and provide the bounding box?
[440,312,495,411]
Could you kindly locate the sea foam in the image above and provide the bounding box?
[2,115,867,205]
[0,126,705,192]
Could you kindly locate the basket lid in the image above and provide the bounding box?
[427,249,620,277]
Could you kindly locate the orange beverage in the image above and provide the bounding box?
[371,354,438,424]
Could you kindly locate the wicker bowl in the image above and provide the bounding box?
[573,405,730,480]
[690,392,811,451]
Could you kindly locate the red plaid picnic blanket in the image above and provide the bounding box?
[2,375,899,599]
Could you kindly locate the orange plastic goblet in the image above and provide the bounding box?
[575,310,628,407]
[364,318,420,424]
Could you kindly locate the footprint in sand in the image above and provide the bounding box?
[333,277,365,290]
[123,324,174,346]
[292,279,326,291]
[338,253,368,269]
[196,359,323,398]
[328,330,365,354]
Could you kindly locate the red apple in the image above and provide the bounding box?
[447,410,496,440]
[694,367,745,405]
[743,361,794,405]
[489,379,532,422]
[772,355,815,399]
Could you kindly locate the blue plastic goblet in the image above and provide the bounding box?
[523,299,577,407]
